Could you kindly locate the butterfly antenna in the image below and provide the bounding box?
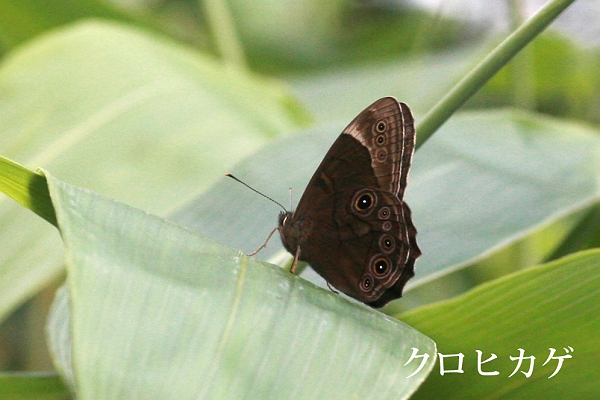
[288,187,293,210]
[226,173,287,212]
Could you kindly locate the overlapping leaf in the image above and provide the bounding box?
[44,171,436,399]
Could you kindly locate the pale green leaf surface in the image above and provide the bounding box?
[401,249,600,399]
[44,171,436,399]
[172,110,600,296]
[0,20,306,323]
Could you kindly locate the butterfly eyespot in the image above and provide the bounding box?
[371,256,390,277]
[352,190,376,213]
[375,120,387,133]
[378,207,390,219]
[360,274,374,292]
[379,234,395,253]
[382,221,392,231]
[376,148,388,162]
[375,134,386,145]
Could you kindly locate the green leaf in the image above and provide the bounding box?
[286,42,492,123]
[172,110,600,298]
[0,0,131,50]
[233,1,484,74]
[401,249,600,399]
[0,20,307,323]
[478,33,600,122]
[43,171,436,399]
[546,203,600,260]
[0,372,69,400]
[0,156,55,226]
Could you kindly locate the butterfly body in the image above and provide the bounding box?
[278,97,420,308]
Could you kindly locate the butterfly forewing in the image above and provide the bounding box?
[343,98,415,199]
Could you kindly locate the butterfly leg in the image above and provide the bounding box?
[247,227,278,256]
[289,246,301,274]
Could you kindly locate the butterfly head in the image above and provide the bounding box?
[278,210,292,228]
[278,211,307,257]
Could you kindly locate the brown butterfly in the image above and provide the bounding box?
[278,97,420,308]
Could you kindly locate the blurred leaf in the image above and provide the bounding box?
[0,0,477,74]
[232,1,476,74]
[0,20,308,324]
[45,286,73,392]
[473,33,600,122]
[228,0,346,66]
[409,110,600,283]
[44,171,436,399]
[546,203,600,261]
[172,110,600,302]
[396,212,584,313]
[0,0,133,51]
[286,41,494,123]
[416,0,578,147]
[0,372,69,400]
[401,249,600,399]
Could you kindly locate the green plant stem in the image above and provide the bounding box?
[416,0,576,148]
[201,0,248,70]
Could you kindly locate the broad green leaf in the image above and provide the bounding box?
[0,20,307,323]
[44,171,436,399]
[0,372,68,400]
[172,110,600,300]
[409,110,600,282]
[401,249,600,399]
